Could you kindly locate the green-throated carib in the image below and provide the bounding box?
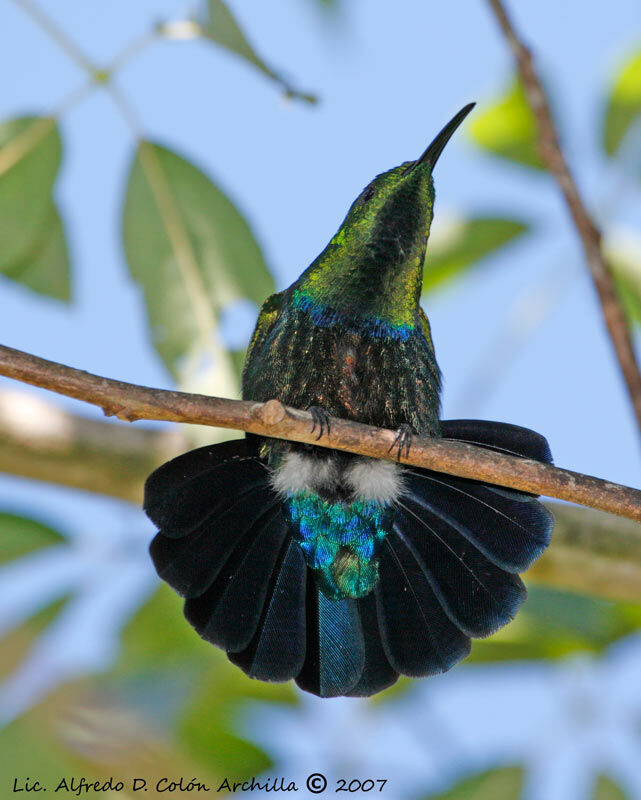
[144,104,554,698]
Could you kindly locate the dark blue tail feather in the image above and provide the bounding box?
[296,587,365,698]
[229,538,308,682]
[183,506,289,652]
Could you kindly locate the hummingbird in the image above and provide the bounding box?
[144,104,554,698]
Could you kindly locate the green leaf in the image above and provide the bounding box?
[117,584,293,782]
[605,231,641,327]
[0,511,64,565]
[198,0,316,103]
[469,79,544,169]
[0,116,70,300]
[467,584,641,664]
[594,775,627,800]
[425,767,523,800]
[614,271,641,327]
[1,715,86,789]
[423,216,528,292]
[230,348,247,381]
[3,203,71,301]
[122,141,274,383]
[603,47,641,156]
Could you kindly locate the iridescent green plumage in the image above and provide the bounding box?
[243,154,443,436]
[242,108,478,597]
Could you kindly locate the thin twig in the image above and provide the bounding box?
[486,0,641,435]
[11,0,97,74]
[1,343,640,522]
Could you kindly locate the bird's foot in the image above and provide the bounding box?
[388,424,413,461]
[308,406,331,441]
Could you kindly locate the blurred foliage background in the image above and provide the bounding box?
[2,1,641,798]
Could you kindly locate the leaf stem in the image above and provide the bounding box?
[0,81,93,179]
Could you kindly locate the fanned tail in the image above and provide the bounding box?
[144,421,554,698]
[146,439,306,682]
[372,420,554,676]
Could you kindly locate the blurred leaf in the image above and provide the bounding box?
[523,587,623,642]
[1,679,204,794]
[309,0,342,12]
[122,141,274,380]
[0,116,70,300]
[3,715,85,790]
[180,710,272,783]
[0,510,64,565]
[594,775,627,800]
[230,348,246,380]
[198,0,316,103]
[614,271,641,327]
[603,47,641,156]
[118,585,294,782]
[426,766,523,799]
[0,596,69,680]
[3,203,71,301]
[606,232,641,326]
[424,216,528,292]
[469,79,544,169]
[468,585,641,664]
[119,584,208,668]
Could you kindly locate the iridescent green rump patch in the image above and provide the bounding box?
[285,492,392,600]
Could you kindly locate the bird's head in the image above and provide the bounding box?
[295,103,475,325]
[336,102,475,266]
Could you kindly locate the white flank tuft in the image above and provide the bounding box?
[270,452,339,496]
[345,458,404,504]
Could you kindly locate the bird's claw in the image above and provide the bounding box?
[309,406,331,441]
[388,424,413,461]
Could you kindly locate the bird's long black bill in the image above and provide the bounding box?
[415,102,476,170]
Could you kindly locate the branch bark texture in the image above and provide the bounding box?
[1,343,641,522]
[486,0,641,435]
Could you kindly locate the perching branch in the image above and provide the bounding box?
[0,394,635,600]
[1,343,641,522]
[486,0,641,436]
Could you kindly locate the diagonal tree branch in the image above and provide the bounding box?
[1,342,641,522]
[0,388,185,502]
[0,388,637,602]
[486,0,641,436]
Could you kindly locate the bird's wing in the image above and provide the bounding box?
[245,291,285,366]
[418,306,434,349]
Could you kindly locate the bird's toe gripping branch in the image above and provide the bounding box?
[308,405,332,441]
[388,423,413,461]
